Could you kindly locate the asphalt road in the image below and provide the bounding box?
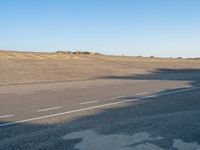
[0,71,200,150]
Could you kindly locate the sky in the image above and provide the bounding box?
[0,0,200,57]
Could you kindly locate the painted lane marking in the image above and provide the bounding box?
[145,95,157,98]
[0,114,14,119]
[182,85,191,88]
[111,95,126,100]
[155,89,165,92]
[0,86,200,127]
[155,87,200,97]
[173,86,189,89]
[136,92,147,96]
[80,100,99,105]
[36,106,62,112]
[155,85,190,93]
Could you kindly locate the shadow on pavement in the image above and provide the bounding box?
[100,68,200,86]
[0,68,200,149]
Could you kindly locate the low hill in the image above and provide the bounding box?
[0,50,199,84]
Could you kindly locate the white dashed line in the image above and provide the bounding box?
[0,114,14,119]
[0,86,200,127]
[173,86,182,89]
[136,92,146,96]
[182,85,191,88]
[145,95,157,98]
[80,100,99,105]
[111,95,126,100]
[36,106,62,112]
[155,89,165,92]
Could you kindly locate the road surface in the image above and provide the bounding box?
[0,70,200,150]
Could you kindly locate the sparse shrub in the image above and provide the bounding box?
[94,52,103,55]
[56,51,68,54]
[81,51,93,55]
[136,56,143,58]
[56,50,102,55]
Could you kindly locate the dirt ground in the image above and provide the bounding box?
[0,51,200,84]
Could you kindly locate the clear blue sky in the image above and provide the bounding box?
[1,0,200,57]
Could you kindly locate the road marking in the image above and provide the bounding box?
[36,106,62,112]
[145,95,157,98]
[136,92,146,96]
[173,86,180,89]
[155,89,165,92]
[0,114,14,119]
[0,86,200,127]
[182,85,191,88]
[80,100,99,105]
[111,95,126,100]
[155,87,200,97]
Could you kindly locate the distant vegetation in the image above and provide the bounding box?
[55,50,103,55]
[0,49,200,60]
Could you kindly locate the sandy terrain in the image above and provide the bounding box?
[0,50,200,84]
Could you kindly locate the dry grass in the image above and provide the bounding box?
[0,50,200,84]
